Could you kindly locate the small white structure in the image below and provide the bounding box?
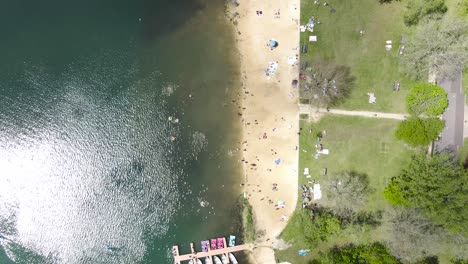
[317,149,329,155]
[303,168,310,175]
[368,93,376,104]
[313,184,322,200]
[287,56,298,65]
[309,36,317,42]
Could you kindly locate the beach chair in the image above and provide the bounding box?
[304,168,310,175]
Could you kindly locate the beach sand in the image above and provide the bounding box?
[228,0,300,262]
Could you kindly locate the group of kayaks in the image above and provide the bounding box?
[188,235,239,264]
[188,253,238,264]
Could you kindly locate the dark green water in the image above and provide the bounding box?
[0,0,244,263]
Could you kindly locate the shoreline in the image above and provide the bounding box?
[227,0,300,262]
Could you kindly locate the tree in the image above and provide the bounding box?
[383,179,409,206]
[395,117,444,146]
[403,0,447,26]
[282,210,341,248]
[387,152,468,234]
[406,83,448,116]
[311,242,401,264]
[382,207,445,262]
[319,172,372,218]
[301,59,356,107]
[400,18,468,81]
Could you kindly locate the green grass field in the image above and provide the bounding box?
[300,0,418,112]
[275,116,414,263]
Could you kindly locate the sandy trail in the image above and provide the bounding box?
[229,0,300,263]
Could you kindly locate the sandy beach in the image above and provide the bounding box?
[228,0,300,262]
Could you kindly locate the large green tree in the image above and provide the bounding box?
[403,0,447,26]
[383,207,445,262]
[400,17,468,80]
[395,117,444,146]
[406,83,448,116]
[311,242,401,264]
[282,210,341,248]
[301,59,355,107]
[319,172,372,218]
[384,153,468,234]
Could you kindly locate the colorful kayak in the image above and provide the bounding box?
[213,256,222,264]
[217,238,224,249]
[229,253,239,264]
[210,239,217,250]
[201,240,209,252]
[229,235,236,247]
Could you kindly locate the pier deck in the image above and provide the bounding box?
[173,239,249,264]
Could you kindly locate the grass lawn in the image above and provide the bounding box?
[300,0,419,113]
[275,115,414,263]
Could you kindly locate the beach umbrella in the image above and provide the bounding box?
[268,39,278,48]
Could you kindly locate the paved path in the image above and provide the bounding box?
[299,104,408,120]
[316,108,408,120]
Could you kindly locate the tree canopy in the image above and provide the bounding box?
[382,207,445,262]
[406,83,448,116]
[319,172,372,218]
[311,242,401,264]
[395,117,444,146]
[384,152,468,234]
[403,0,447,26]
[301,60,355,107]
[400,17,468,81]
[282,210,341,248]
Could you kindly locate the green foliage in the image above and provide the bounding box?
[452,259,468,264]
[239,196,255,242]
[301,59,356,107]
[384,179,409,205]
[319,172,373,218]
[459,0,468,16]
[400,18,468,80]
[403,0,447,26]
[383,207,448,262]
[395,117,444,146]
[378,0,400,4]
[282,210,342,248]
[392,153,468,234]
[311,242,401,264]
[413,256,439,264]
[406,83,448,116]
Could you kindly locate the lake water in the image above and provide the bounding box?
[0,0,245,263]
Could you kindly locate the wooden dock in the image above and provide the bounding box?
[173,237,250,264]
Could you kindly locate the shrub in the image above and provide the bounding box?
[311,242,401,264]
[406,83,448,116]
[403,0,447,26]
[395,117,444,146]
[282,210,341,248]
[384,179,409,206]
